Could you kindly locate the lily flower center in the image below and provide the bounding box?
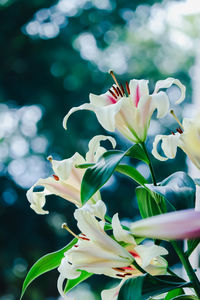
[108,70,140,107]
[170,110,184,135]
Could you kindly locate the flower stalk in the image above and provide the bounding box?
[172,241,200,298]
[140,142,157,186]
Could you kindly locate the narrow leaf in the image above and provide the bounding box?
[126,143,149,164]
[81,144,149,204]
[147,172,196,212]
[20,239,77,299]
[118,274,190,300]
[164,288,184,300]
[116,164,148,186]
[64,271,92,293]
[170,296,198,300]
[186,238,200,257]
[136,187,166,219]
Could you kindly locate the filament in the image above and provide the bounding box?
[170,110,184,130]
[62,223,79,239]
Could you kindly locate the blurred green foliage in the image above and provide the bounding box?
[0,0,195,299]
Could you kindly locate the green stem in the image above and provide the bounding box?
[140,142,157,186]
[172,241,200,298]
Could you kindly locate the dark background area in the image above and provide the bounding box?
[0,0,196,299]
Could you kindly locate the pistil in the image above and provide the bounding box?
[62,223,80,239]
[170,110,184,130]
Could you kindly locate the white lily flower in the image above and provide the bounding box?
[57,210,168,299]
[152,114,200,169]
[27,135,116,214]
[63,74,185,143]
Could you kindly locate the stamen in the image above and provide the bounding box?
[176,127,183,134]
[109,89,117,99]
[112,267,126,273]
[116,274,126,278]
[47,155,53,162]
[117,86,123,97]
[53,174,59,181]
[109,70,121,90]
[125,81,130,95]
[62,223,80,239]
[170,110,184,130]
[171,131,175,135]
[79,236,90,241]
[120,83,125,95]
[112,85,119,96]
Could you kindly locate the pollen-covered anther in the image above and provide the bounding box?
[120,83,125,95]
[112,85,120,97]
[117,86,123,97]
[112,267,126,273]
[79,236,90,241]
[176,127,183,134]
[125,81,130,95]
[53,174,59,181]
[109,88,118,99]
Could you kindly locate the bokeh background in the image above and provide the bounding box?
[1,0,200,299]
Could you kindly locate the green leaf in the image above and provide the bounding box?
[126,143,149,164]
[116,164,148,186]
[136,186,166,218]
[81,144,148,204]
[194,178,200,186]
[186,238,200,257]
[171,296,198,300]
[20,239,77,299]
[146,172,196,212]
[164,288,184,300]
[64,270,92,293]
[81,150,125,204]
[118,275,191,300]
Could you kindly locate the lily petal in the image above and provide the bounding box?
[134,245,168,268]
[63,103,96,130]
[152,134,180,161]
[154,77,186,104]
[112,213,136,245]
[74,209,133,261]
[86,135,116,163]
[26,182,52,215]
[129,79,149,106]
[50,152,85,182]
[79,200,107,220]
[101,280,125,300]
[151,91,169,118]
[131,209,200,240]
[63,101,123,132]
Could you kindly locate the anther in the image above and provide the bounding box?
[112,267,126,273]
[125,81,130,95]
[170,110,184,130]
[109,89,117,99]
[53,174,59,181]
[171,131,175,135]
[117,87,123,97]
[176,127,183,134]
[120,83,125,95]
[116,274,126,278]
[62,223,80,239]
[112,85,119,96]
[47,155,53,162]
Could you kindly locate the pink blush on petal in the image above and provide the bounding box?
[107,95,117,104]
[135,84,140,107]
